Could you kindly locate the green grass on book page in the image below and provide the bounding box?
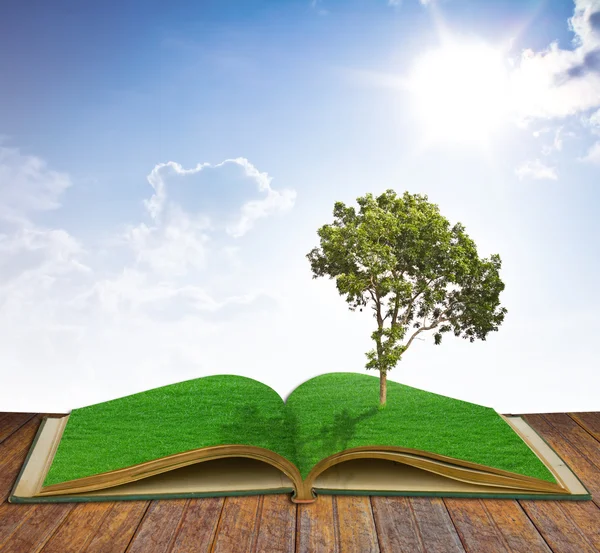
[43,375,296,487]
[285,373,558,483]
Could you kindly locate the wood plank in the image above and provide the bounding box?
[568,412,600,444]
[126,500,187,553]
[541,413,600,469]
[482,500,552,553]
[38,502,113,553]
[524,414,600,507]
[253,494,296,553]
[371,496,425,553]
[169,497,224,553]
[0,413,36,444]
[0,502,37,548]
[0,417,72,552]
[0,503,73,553]
[0,417,42,551]
[296,495,338,553]
[520,500,599,553]
[372,496,464,553]
[335,496,379,553]
[411,497,465,553]
[84,501,149,553]
[551,500,600,551]
[211,495,260,553]
[0,416,43,502]
[0,413,9,429]
[444,498,511,553]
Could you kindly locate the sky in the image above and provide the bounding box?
[1,0,599,414]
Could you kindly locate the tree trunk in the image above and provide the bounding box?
[380,370,387,407]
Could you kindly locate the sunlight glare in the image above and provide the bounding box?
[408,41,511,145]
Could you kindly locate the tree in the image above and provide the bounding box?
[306,189,507,407]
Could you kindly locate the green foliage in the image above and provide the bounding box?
[307,189,507,378]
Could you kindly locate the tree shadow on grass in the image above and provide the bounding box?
[315,406,380,454]
[218,403,300,465]
[217,403,380,467]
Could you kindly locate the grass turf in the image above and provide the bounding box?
[285,373,557,483]
[43,372,557,487]
[44,376,295,487]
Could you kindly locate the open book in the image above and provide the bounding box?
[10,373,590,503]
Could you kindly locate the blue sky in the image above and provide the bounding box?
[1,0,599,413]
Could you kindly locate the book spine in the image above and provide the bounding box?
[291,482,317,504]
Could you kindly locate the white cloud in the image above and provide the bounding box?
[0,148,300,410]
[553,127,564,151]
[224,157,297,237]
[569,0,600,49]
[532,127,552,138]
[121,207,212,277]
[65,267,280,323]
[582,107,600,134]
[310,0,329,15]
[0,227,91,286]
[143,158,295,238]
[387,0,433,7]
[221,245,242,270]
[117,157,297,277]
[579,140,600,162]
[508,0,600,121]
[541,126,566,155]
[0,146,72,223]
[515,159,558,180]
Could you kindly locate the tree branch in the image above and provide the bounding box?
[401,301,458,355]
[439,299,460,320]
[403,321,439,352]
[397,275,442,327]
[367,288,377,304]
[389,293,401,327]
[387,269,403,327]
[371,274,383,328]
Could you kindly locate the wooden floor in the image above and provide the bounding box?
[0,412,598,553]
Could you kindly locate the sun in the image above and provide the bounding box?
[407,40,511,146]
